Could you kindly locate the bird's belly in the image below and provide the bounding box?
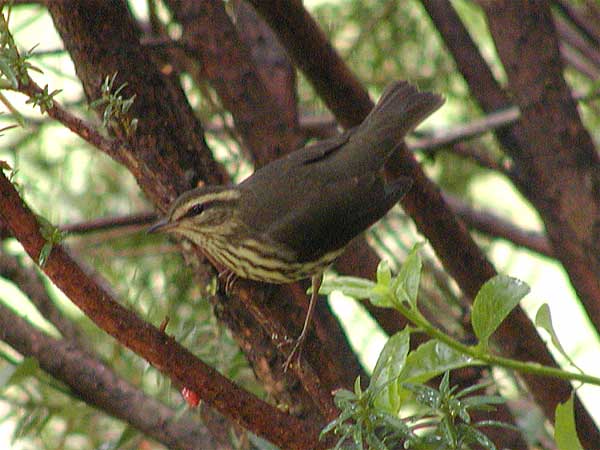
[204,238,344,284]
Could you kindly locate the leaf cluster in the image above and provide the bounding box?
[320,244,587,449]
[89,73,138,137]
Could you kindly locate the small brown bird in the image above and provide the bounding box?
[149,81,443,369]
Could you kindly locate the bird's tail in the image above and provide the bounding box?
[351,81,444,168]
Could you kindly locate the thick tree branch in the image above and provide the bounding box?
[163,0,301,165]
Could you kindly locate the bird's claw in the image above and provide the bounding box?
[282,339,303,372]
[218,270,238,295]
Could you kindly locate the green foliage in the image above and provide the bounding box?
[535,304,583,373]
[323,370,509,450]
[321,244,591,449]
[25,83,61,114]
[0,7,42,89]
[0,357,40,388]
[471,276,529,350]
[36,214,68,267]
[89,73,138,136]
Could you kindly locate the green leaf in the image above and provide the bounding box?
[376,260,391,287]
[397,340,477,387]
[370,329,410,413]
[38,242,52,267]
[471,275,529,349]
[555,395,584,450]
[113,425,137,449]
[318,276,375,300]
[391,243,423,308]
[373,339,478,414]
[0,364,17,389]
[535,304,580,370]
[0,56,17,88]
[371,329,410,388]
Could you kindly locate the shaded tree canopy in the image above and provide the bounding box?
[0,1,599,449]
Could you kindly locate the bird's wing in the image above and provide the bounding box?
[258,175,412,262]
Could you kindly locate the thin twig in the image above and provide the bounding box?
[444,195,552,257]
[16,79,128,165]
[553,0,600,48]
[61,211,157,234]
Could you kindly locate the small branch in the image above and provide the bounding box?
[16,79,128,166]
[560,43,600,80]
[0,302,221,450]
[444,195,553,257]
[445,142,508,173]
[61,211,157,235]
[0,250,89,348]
[555,15,600,72]
[553,0,600,48]
[410,107,519,151]
[0,169,325,450]
[388,291,600,387]
[411,89,597,154]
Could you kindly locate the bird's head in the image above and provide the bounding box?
[148,186,241,246]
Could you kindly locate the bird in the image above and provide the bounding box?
[149,81,443,369]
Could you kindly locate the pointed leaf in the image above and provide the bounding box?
[392,243,423,308]
[376,260,392,287]
[398,340,477,387]
[370,329,410,413]
[371,328,410,389]
[555,395,584,450]
[471,276,529,349]
[318,276,375,299]
[0,357,39,390]
[535,304,577,369]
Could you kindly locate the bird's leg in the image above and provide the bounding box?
[283,272,323,372]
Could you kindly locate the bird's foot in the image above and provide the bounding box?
[218,269,238,295]
[281,335,306,372]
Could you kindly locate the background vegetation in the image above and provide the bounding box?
[0,0,599,449]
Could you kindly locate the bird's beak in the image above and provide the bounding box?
[147,217,173,234]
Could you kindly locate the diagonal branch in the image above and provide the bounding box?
[0,302,220,450]
[444,195,552,257]
[480,0,600,338]
[163,0,301,166]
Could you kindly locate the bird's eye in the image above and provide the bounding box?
[183,203,204,219]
